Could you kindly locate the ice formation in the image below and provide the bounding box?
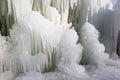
[0,0,120,80]
[114,0,120,55]
[80,22,108,68]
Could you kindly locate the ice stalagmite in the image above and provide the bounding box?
[80,22,109,69]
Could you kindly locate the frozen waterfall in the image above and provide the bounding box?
[0,0,120,80]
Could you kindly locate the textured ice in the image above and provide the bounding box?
[80,22,120,70]
[15,66,120,80]
[0,71,14,80]
[58,29,83,64]
[80,22,108,68]
[0,0,120,80]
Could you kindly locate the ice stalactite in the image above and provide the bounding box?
[68,0,113,28]
[0,0,14,36]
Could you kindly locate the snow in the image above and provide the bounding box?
[14,66,120,80]
[0,71,14,80]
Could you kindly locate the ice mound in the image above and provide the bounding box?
[80,22,109,69]
[59,29,83,64]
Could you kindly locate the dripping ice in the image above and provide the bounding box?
[0,0,120,80]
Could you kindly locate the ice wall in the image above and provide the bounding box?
[0,0,84,76]
[0,0,120,80]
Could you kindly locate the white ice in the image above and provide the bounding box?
[0,0,120,80]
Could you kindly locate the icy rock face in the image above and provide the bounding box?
[114,0,120,54]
